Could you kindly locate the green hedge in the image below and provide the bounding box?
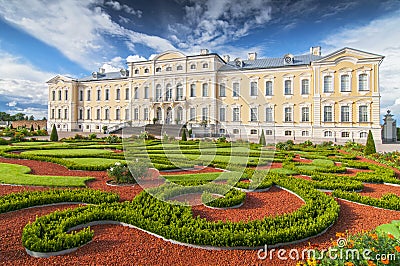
[332,190,400,210]
[22,176,339,252]
[0,189,119,213]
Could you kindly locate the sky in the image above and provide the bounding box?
[0,0,399,120]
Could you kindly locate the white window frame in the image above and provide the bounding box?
[250,81,258,96]
[219,83,226,97]
[323,105,333,122]
[301,106,310,122]
[202,83,208,97]
[324,131,333,137]
[340,104,352,123]
[323,73,334,93]
[284,79,293,95]
[232,107,240,122]
[358,104,369,122]
[265,80,273,96]
[190,83,196,97]
[357,70,371,92]
[232,82,240,97]
[250,107,258,122]
[301,78,310,95]
[283,106,293,122]
[265,106,274,122]
[219,107,226,122]
[339,71,352,92]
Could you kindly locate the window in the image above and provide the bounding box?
[323,76,333,93]
[202,83,208,97]
[134,69,139,74]
[190,64,196,70]
[285,130,292,136]
[202,63,208,68]
[144,108,149,121]
[359,74,368,91]
[265,107,273,122]
[51,109,55,119]
[64,109,68,119]
[233,107,240,122]
[116,88,121,100]
[359,105,368,122]
[96,109,100,120]
[301,79,309,95]
[190,108,196,121]
[233,129,239,134]
[233,82,240,97]
[250,82,258,96]
[177,65,183,71]
[125,109,130,120]
[134,87,139,99]
[219,129,225,134]
[86,125,89,130]
[97,90,101,101]
[284,80,292,95]
[341,132,350,138]
[105,109,110,120]
[324,131,332,137]
[105,89,110,101]
[166,84,172,100]
[156,67,161,72]
[52,91,56,101]
[134,108,139,120]
[266,130,272,136]
[116,109,120,120]
[324,106,333,122]
[219,107,226,122]
[190,84,196,97]
[301,107,309,122]
[265,81,273,96]
[58,91,62,101]
[302,131,309,137]
[284,107,292,122]
[250,107,258,122]
[156,85,162,100]
[87,90,91,101]
[360,132,367,138]
[202,107,208,121]
[125,88,130,100]
[144,68,149,73]
[219,83,226,97]
[166,66,172,72]
[250,129,257,135]
[79,90,83,101]
[341,106,350,122]
[79,109,83,120]
[65,90,68,100]
[144,87,149,99]
[58,109,61,119]
[86,109,91,120]
[176,83,183,100]
[177,107,183,122]
[340,74,350,92]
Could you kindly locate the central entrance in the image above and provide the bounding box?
[166,107,172,124]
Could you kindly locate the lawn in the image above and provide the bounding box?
[162,171,242,182]
[22,148,114,157]
[0,163,92,187]
[63,158,126,168]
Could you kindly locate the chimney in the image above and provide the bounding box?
[99,67,105,74]
[310,46,321,56]
[248,52,257,61]
[200,49,209,55]
[223,55,230,62]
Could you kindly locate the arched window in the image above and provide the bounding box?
[324,131,332,137]
[190,64,196,70]
[324,75,333,92]
[177,65,183,71]
[144,68,149,73]
[134,69,139,74]
[359,74,368,91]
[155,85,162,101]
[202,63,208,68]
[176,83,183,100]
[166,66,172,71]
[340,74,350,92]
[166,84,172,101]
[156,67,161,72]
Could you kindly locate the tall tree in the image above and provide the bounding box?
[29,115,35,120]
[259,129,266,146]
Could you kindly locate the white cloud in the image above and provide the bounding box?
[6,101,17,107]
[105,0,142,17]
[148,54,158,60]
[126,55,147,62]
[320,9,400,118]
[0,1,174,70]
[7,106,47,120]
[169,0,272,52]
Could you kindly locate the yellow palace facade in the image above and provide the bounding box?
[47,47,384,143]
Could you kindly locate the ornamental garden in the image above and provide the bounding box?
[0,131,400,265]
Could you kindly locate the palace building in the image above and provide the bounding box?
[47,47,384,143]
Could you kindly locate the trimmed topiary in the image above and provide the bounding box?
[364,130,376,156]
[181,128,187,141]
[50,124,58,141]
[259,129,266,146]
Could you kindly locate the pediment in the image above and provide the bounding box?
[46,75,74,84]
[153,51,186,61]
[314,47,384,64]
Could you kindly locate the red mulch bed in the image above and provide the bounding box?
[1,155,400,265]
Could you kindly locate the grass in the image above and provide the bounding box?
[0,163,92,187]
[311,159,335,168]
[162,171,241,182]
[269,168,298,175]
[22,148,114,157]
[63,158,126,168]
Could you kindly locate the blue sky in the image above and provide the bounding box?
[0,0,399,119]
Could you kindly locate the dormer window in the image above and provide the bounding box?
[134,69,139,74]
[166,66,172,71]
[283,54,294,65]
[202,63,209,68]
[144,68,149,73]
[190,64,196,70]
[177,65,183,71]
[156,67,161,72]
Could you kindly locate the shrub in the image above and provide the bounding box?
[105,134,121,144]
[181,128,187,141]
[364,130,376,156]
[50,124,58,141]
[259,129,266,146]
[107,159,149,184]
[88,133,97,140]
[0,138,10,145]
